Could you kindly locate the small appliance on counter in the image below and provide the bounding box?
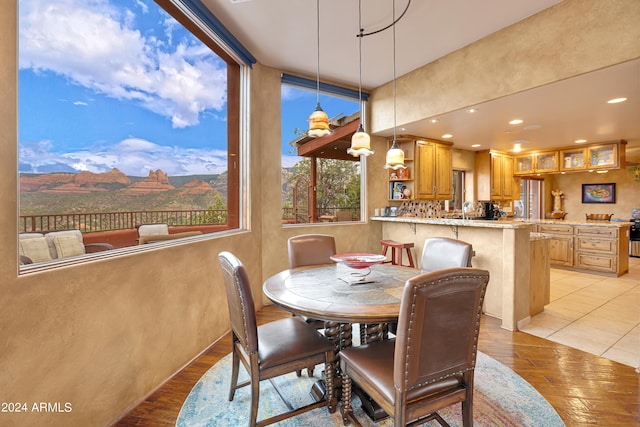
[630,209,640,257]
[481,201,498,220]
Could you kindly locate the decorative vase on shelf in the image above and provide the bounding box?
[397,167,409,179]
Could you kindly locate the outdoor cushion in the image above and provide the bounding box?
[138,224,169,236]
[45,230,85,259]
[19,237,53,263]
[53,234,86,258]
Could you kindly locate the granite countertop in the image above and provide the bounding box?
[371,216,633,229]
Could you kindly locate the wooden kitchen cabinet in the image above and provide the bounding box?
[476,150,516,201]
[560,148,587,171]
[537,223,629,276]
[573,225,627,275]
[514,154,535,174]
[537,224,574,266]
[414,138,452,200]
[535,151,559,173]
[587,143,622,170]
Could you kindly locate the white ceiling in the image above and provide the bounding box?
[203,0,639,160]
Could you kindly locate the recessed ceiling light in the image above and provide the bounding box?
[509,119,523,125]
[429,118,439,123]
[466,108,479,114]
[471,144,481,148]
[607,97,627,104]
[575,139,587,143]
[524,124,541,130]
[442,134,453,139]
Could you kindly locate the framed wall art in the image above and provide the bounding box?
[581,183,616,204]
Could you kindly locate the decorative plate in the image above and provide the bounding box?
[330,253,386,269]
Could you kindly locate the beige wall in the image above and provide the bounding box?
[370,0,640,134]
[548,166,640,222]
[2,0,639,425]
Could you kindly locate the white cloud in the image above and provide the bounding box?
[19,137,228,176]
[19,0,226,128]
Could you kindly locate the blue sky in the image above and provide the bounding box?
[18,0,357,176]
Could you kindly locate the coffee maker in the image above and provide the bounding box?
[483,201,497,220]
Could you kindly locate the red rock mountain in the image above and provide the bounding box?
[20,168,131,193]
[124,169,175,194]
[20,169,214,195]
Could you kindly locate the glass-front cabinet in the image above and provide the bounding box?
[560,148,587,171]
[514,154,535,175]
[535,151,559,173]
[588,143,619,169]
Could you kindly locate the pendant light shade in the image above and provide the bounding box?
[384,0,406,170]
[308,0,331,138]
[384,140,406,170]
[348,0,373,157]
[308,102,330,137]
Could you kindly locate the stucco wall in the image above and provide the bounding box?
[370,0,640,134]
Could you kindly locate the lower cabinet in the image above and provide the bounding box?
[538,224,573,266]
[573,226,619,274]
[538,223,628,276]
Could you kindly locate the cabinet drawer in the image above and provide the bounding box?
[574,252,616,273]
[574,226,618,238]
[575,237,617,254]
[538,224,573,235]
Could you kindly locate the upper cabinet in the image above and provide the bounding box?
[388,136,452,201]
[560,147,587,172]
[588,143,622,170]
[514,140,626,176]
[415,138,453,200]
[476,150,517,201]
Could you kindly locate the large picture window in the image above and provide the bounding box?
[18,0,247,268]
[281,82,363,225]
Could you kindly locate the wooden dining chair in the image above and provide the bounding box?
[218,251,337,427]
[340,267,490,427]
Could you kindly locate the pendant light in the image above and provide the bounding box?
[348,0,373,157]
[308,0,331,138]
[384,0,406,170]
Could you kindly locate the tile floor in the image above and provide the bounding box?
[521,255,640,368]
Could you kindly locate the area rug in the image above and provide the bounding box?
[177,352,564,426]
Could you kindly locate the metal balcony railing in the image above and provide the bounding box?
[19,209,228,233]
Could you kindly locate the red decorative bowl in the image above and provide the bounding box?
[330,253,386,269]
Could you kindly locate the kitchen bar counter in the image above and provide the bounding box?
[371,216,632,228]
[372,216,541,331]
[372,216,631,331]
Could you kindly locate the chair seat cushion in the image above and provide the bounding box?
[340,339,463,404]
[257,317,333,370]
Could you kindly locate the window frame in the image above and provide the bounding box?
[18,0,252,273]
[280,77,368,226]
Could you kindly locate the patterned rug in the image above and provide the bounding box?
[177,351,564,426]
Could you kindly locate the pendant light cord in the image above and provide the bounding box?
[392,0,397,144]
[357,0,364,127]
[316,0,320,105]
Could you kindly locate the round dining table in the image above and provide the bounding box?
[263,262,419,420]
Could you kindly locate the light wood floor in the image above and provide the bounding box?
[115,305,639,427]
